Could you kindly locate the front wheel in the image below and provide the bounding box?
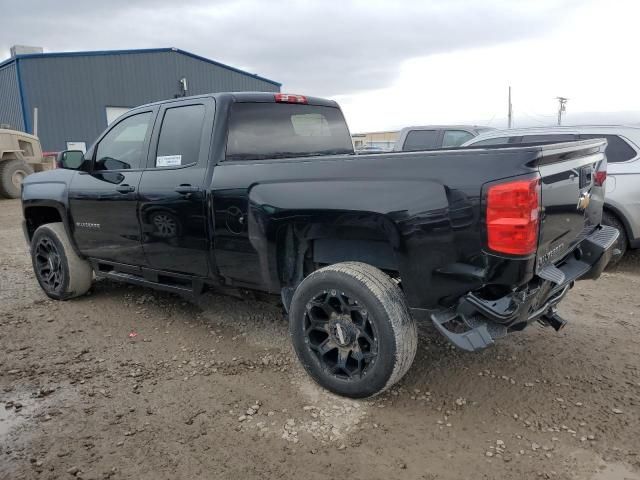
[289,262,417,398]
[31,223,93,300]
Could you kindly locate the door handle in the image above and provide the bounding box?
[175,185,201,194]
[116,184,135,193]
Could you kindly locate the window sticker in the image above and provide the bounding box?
[156,155,182,167]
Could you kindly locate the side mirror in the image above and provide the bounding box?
[56,150,85,170]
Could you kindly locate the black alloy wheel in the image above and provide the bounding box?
[289,262,418,398]
[34,236,64,291]
[304,288,379,379]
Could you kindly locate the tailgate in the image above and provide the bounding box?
[535,139,607,269]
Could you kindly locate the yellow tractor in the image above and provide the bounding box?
[0,128,53,198]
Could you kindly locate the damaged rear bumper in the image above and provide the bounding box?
[430,224,619,351]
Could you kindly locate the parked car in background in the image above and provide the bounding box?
[393,125,495,152]
[463,126,640,265]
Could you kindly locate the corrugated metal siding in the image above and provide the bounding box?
[18,50,280,150]
[173,53,280,94]
[0,62,25,131]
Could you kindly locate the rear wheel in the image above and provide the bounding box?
[289,262,417,398]
[0,159,33,198]
[602,211,627,267]
[31,223,93,300]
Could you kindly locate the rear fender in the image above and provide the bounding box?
[246,179,451,303]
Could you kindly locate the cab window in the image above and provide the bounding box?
[94,112,152,171]
[403,130,440,151]
[442,130,474,148]
[155,105,206,167]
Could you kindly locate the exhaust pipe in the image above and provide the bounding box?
[542,310,568,332]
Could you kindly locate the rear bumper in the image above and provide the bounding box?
[430,224,619,351]
[575,224,620,280]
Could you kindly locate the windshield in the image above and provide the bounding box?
[226,103,354,161]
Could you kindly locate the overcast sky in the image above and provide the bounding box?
[2,0,639,132]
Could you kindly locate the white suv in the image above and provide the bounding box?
[463,125,640,265]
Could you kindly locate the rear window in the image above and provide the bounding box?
[579,134,637,163]
[225,103,353,161]
[402,130,440,151]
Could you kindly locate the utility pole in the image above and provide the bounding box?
[556,97,568,126]
[507,86,513,129]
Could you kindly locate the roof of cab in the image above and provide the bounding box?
[129,92,340,111]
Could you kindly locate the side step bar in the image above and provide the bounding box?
[90,259,205,298]
[95,270,197,296]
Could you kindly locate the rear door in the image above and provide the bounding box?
[138,98,214,276]
[68,109,155,264]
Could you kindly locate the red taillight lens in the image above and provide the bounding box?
[274,93,307,104]
[594,170,607,187]
[486,177,540,255]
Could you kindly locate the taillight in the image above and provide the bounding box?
[486,177,540,255]
[594,170,607,187]
[275,93,307,104]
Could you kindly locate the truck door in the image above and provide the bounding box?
[68,109,155,264]
[138,99,214,276]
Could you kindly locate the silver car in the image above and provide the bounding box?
[463,126,640,264]
[393,125,495,152]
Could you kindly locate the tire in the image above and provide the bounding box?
[0,159,33,199]
[30,222,93,300]
[289,262,418,398]
[602,211,627,267]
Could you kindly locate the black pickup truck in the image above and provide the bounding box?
[21,92,618,398]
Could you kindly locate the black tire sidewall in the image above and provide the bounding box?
[31,226,71,300]
[602,211,627,266]
[289,270,398,398]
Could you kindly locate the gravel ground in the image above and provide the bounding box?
[1,198,639,480]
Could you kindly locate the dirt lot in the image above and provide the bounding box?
[1,198,639,480]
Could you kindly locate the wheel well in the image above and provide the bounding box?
[24,206,63,241]
[276,224,400,289]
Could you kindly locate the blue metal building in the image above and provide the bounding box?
[0,48,281,151]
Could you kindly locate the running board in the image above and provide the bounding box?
[95,270,198,297]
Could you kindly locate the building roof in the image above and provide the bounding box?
[0,47,281,87]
